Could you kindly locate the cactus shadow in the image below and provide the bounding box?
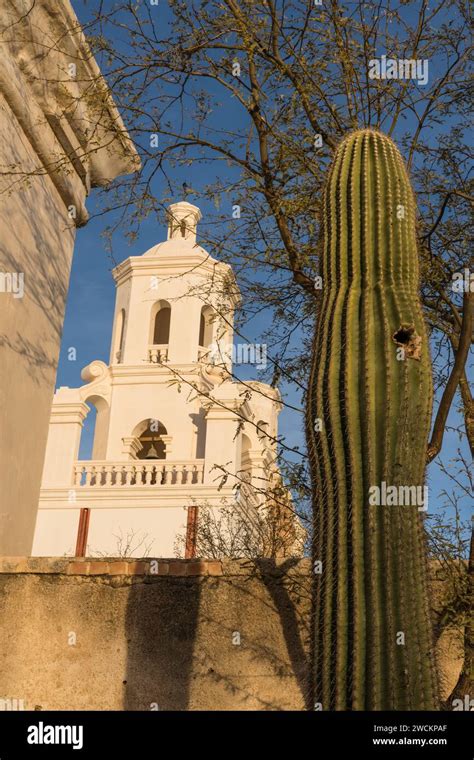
[255,558,312,710]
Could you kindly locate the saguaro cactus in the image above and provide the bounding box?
[306,129,439,710]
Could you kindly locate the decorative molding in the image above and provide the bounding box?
[49,401,90,425]
[38,484,238,510]
[80,360,109,385]
[121,437,143,458]
[160,435,173,456]
[0,0,139,224]
[112,255,241,308]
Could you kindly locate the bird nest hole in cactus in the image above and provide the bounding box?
[392,323,422,360]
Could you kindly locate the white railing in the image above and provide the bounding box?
[148,344,169,363]
[73,460,205,487]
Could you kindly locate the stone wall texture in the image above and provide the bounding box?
[0,558,463,711]
[0,0,139,555]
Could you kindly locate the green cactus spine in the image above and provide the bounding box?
[306,129,439,710]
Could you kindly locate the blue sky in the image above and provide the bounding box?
[62,1,472,533]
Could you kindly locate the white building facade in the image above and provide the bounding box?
[32,202,283,558]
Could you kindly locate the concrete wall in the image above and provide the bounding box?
[0,87,76,555]
[0,0,139,555]
[0,558,463,711]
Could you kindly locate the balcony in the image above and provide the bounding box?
[148,344,169,363]
[73,460,204,487]
[39,458,238,510]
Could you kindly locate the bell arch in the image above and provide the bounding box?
[132,418,168,460]
[199,305,214,348]
[150,300,171,345]
[256,420,270,450]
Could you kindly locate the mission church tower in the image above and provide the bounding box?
[33,202,285,557]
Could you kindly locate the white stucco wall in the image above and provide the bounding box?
[0,0,139,555]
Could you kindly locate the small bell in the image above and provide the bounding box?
[145,443,159,459]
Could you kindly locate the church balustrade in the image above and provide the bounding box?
[73,460,204,487]
[147,344,169,363]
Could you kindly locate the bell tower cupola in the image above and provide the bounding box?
[108,201,239,368]
[166,201,202,244]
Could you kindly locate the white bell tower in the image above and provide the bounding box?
[109,201,234,369]
[33,202,284,558]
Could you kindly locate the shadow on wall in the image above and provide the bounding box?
[0,111,77,555]
[123,559,312,711]
[257,558,312,710]
[0,123,75,384]
[124,574,202,710]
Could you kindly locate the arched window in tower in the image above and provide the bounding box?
[136,420,168,460]
[149,301,171,362]
[256,421,270,449]
[199,305,214,352]
[153,303,171,344]
[114,308,126,363]
[180,219,186,238]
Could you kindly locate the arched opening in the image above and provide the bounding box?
[256,420,270,449]
[150,301,171,346]
[78,395,110,460]
[78,405,96,460]
[133,419,168,460]
[114,308,126,363]
[199,305,213,349]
